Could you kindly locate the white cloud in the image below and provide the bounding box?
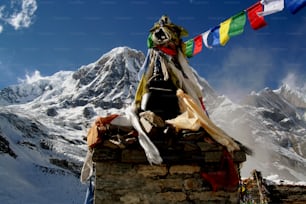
[282,72,298,88]
[281,72,306,90]
[0,0,37,30]
[0,24,3,33]
[18,70,43,84]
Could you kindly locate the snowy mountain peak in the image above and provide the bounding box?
[0,70,73,106]
[242,84,305,122]
[71,46,144,109]
[276,83,306,109]
[100,46,144,60]
[0,47,144,110]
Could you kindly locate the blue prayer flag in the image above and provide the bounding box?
[285,0,306,14]
[211,26,221,46]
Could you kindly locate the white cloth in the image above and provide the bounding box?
[127,105,163,165]
[80,149,94,184]
[258,0,284,16]
[202,30,213,49]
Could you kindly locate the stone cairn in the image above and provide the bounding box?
[91,111,247,204]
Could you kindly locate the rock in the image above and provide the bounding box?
[0,134,17,158]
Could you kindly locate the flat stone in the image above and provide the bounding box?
[136,164,168,177]
[169,165,201,175]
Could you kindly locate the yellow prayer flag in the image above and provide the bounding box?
[219,18,231,46]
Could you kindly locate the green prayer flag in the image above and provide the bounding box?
[228,11,246,37]
[185,39,194,58]
[147,33,153,48]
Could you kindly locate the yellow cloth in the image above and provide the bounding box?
[134,75,148,109]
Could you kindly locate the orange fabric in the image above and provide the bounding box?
[86,114,119,148]
[166,89,240,152]
[95,114,119,127]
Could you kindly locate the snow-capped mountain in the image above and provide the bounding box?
[0,46,306,203]
[0,47,144,204]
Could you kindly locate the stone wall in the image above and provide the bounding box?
[92,140,246,204]
[266,184,306,204]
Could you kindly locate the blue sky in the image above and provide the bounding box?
[0,0,306,100]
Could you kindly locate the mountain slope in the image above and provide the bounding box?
[0,47,145,204]
[0,46,306,203]
[240,86,306,180]
[0,108,86,204]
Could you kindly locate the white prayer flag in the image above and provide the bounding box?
[202,30,212,49]
[258,0,284,16]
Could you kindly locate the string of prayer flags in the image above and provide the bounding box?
[247,2,268,30]
[224,11,246,43]
[212,11,246,46]
[184,35,203,58]
[181,0,306,57]
[258,0,284,16]
[285,0,306,14]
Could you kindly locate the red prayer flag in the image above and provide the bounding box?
[247,2,267,30]
[193,35,203,55]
